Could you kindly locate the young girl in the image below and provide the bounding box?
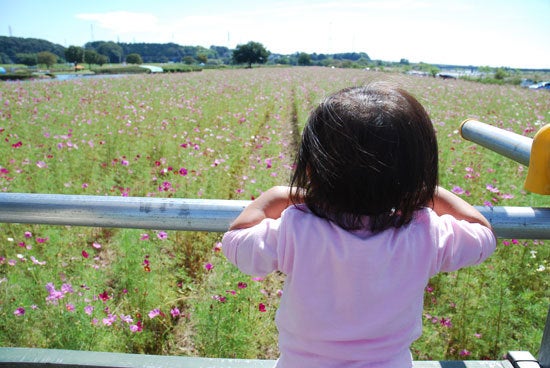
[222,83,496,368]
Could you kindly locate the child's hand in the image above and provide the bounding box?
[229,186,294,230]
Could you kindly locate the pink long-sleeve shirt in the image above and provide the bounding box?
[222,204,496,368]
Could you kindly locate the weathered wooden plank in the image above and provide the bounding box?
[0,348,516,368]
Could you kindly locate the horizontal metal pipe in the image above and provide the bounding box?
[460,119,532,166]
[0,193,549,239]
[0,193,249,232]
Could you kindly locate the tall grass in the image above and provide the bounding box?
[0,67,548,360]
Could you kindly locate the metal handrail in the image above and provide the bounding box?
[0,193,549,239]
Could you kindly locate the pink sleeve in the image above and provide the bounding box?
[432,214,497,274]
[221,218,281,277]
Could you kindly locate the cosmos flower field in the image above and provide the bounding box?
[0,67,548,360]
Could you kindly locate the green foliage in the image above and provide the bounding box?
[65,46,84,65]
[95,42,123,64]
[182,56,196,65]
[126,53,143,65]
[15,53,37,66]
[232,41,270,68]
[297,52,311,66]
[92,65,148,74]
[161,64,203,73]
[0,36,65,63]
[84,50,99,67]
[37,51,57,68]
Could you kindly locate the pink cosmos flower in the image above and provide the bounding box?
[24,231,32,238]
[66,303,75,312]
[486,184,499,193]
[157,231,168,240]
[148,309,161,319]
[451,186,465,195]
[102,314,117,326]
[14,307,25,316]
[212,295,227,303]
[140,233,150,241]
[84,305,94,315]
[30,256,46,265]
[129,321,143,332]
[120,314,133,323]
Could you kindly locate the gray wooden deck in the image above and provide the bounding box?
[0,347,524,368]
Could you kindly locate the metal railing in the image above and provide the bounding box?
[0,192,548,239]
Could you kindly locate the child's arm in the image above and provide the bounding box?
[431,186,493,230]
[229,186,294,230]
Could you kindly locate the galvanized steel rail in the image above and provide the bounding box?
[460,119,532,166]
[0,192,549,239]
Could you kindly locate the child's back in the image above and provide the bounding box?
[222,84,496,368]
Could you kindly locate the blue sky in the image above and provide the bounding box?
[2,0,549,69]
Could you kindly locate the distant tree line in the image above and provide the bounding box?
[0,36,375,69]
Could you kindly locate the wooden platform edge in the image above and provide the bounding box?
[0,347,520,368]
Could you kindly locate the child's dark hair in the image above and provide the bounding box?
[290,83,439,231]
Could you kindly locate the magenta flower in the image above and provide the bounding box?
[439,317,453,327]
[204,263,214,271]
[178,167,188,176]
[212,295,227,303]
[237,282,247,289]
[459,349,471,357]
[140,233,150,241]
[14,307,25,316]
[157,231,168,240]
[170,307,181,318]
[82,250,89,258]
[258,303,267,312]
[24,231,32,238]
